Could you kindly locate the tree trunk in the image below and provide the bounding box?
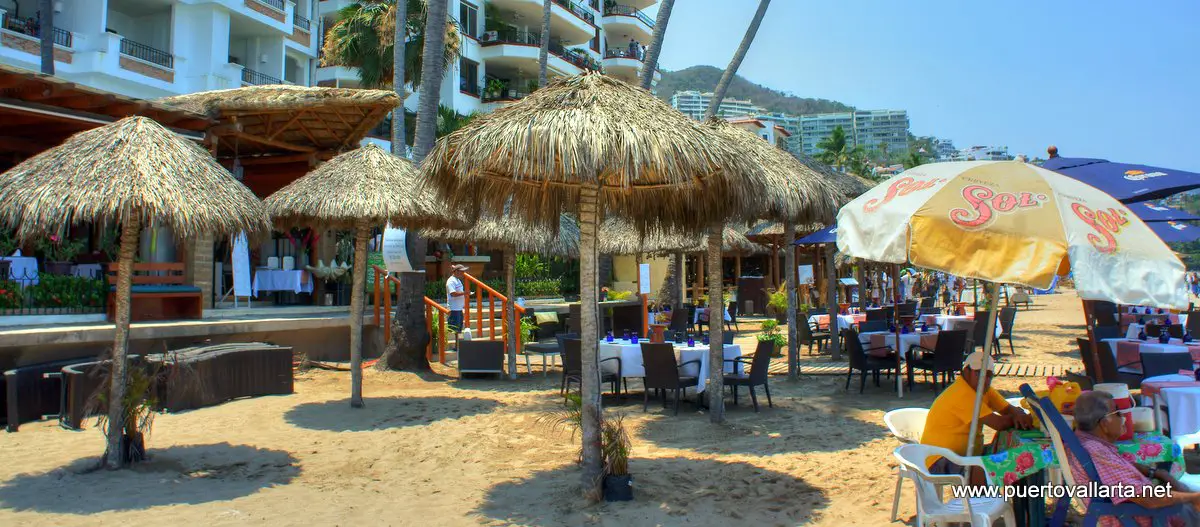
[349,222,368,408]
[412,0,448,162]
[391,0,407,156]
[639,0,674,90]
[505,249,517,379]
[578,186,603,497]
[597,254,613,289]
[705,224,725,423]
[856,262,866,309]
[703,0,771,119]
[655,253,678,309]
[825,244,841,360]
[677,253,686,307]
[104,214,141,469]
[784,221,798,380]
[39,0,54,75]
[538,0,551,88]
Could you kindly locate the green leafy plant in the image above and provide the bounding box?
[757,319,787,353]
[28,275,105,309]
[526,79,539,94]
[516,279,561,297]
[515,254,550,279]
[486,78,505,98]
[0,280,23,309]
[35,234,85,262]
[91,351,205,465]
[538,393,631,478]
[767,289,788,313]
[0,230,17,256]
[95,227,120,261]
[607,290,634,302]
[520,316,537,343]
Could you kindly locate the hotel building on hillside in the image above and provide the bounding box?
[668,90,763,121]
[798,109,910,157]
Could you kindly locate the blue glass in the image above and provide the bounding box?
[920,322,928,332]
[1195,368,1200,382]
[687,338,695,347]
[1159,333,1171,344]
[606,331,614,343]
[623,329,630,340]
[631,335,638,344]
[1184,333,1193,344]
[1165,317,1173,326]
[1139,317,1146,325]
[1158,308,1165,315]
[702,335,710,345]
[1138,330,1147,341]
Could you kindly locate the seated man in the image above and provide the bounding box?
[920,351,1033,483]
[1066,391,1200,527]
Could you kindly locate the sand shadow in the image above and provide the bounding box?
[0,443,297,514]
[476,456,829,525]
[284,396,501,432]
[636,399,889,455]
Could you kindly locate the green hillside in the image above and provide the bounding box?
[655,65,854,116]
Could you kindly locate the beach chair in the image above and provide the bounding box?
[997,307,1017,355]
[843,328,898,393]
[723,340,772,412]
[641,342,699,415]
[797,316,830,355]
[560,338,621,399]
[726,301,740,333]
[1078,337,1142,387]
[905,329,967,392]
[967,311,992,355]
[1020,384,1184,527]
[1010,289,1033,310]
[883,408,929,522]
[892,444,1016,527]
[858,320,888,333]
[1140,352,1194,379]
[1186,311,1200,340]
[1092,301,1119,328]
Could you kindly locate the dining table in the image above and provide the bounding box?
[808,313,866,332]
[1101,337,1200,370]
[597,339,742,393]
[252,269,313,296]
[858,330,938,357]
[1140,373,1200,441]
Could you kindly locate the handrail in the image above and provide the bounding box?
[460,272,527,354]
[371,264,448,364]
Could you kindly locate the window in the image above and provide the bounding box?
[459,58,479,96]
[590,27,599,52]
[459,1,478,38]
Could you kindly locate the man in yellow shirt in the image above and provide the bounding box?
[921,351,1033,483]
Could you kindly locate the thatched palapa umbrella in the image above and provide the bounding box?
[0,116,270,468]
[422,73,765,493]
[265,143,464,408]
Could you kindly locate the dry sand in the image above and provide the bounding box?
[0,289,1179,526]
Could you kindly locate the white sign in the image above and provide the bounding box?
[638,263,651,295]
[231,232,251,297]
[797,265,814,285]
[382,224,413,272]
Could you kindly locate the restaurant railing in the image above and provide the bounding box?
[242,67,283,86]
[254,0,287,11]
[120,38,173,69]
[551,0,595,25]
[0,267,107,316]
[604,48,643,61]
[480,30,600,72]
[0,13,73,47]
[294,14,311,31]
[460,271,526,353]
[604,4,654,27]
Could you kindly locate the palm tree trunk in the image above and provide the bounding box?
[538,0,551,88]
[104,213,141,469]
[391,0,407,156]
[639,0,674,90]
[703,0,771,119]
[705,223,725,423]
[412,0,448,162]
[505,249,517,379]
[578,185,603,498]
[349,222,368,408]
[39,0,54,75]
[825,244,841,360]
[784,220,798,380]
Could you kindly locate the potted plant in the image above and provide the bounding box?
[485,78,505,99]
[767,286,788,323]
[540,394,635,502]
[35,234,85,275]
[757,319,786,357]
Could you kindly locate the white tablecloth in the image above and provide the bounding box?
[597,340,742,393]
[1141,374,1200,441]
[252,269,313,295]
[1101,337,1190,359]
[1,256,38,285]
[693,307,732,324]
[808,314,865,332]
[859,331,936,356]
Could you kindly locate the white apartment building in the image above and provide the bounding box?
[948,145,1012,162]
[935,138,956,160]
[319,0,659,146]
[668,90,763,121]
[0,0,320,99]
[799,109,910,157]
[751,110,802,157]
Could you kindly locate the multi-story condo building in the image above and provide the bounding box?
[668,90,763,121]
[726,116,789,150]
[0,0,321,99]
[935,138,956,160]
[320,0,660,143]
[751,111,802,157]
[799,109,910,157]
[948,145,1012,162]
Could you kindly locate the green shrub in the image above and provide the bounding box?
[0,280,23,309]
[517,279,561,297]
[28,275,105,309]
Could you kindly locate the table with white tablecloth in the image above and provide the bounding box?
[0,256,38,285]
[1140,374,1200,441]
[859,330,938,357]
[1101,338,1200,370]
[1126,317,1191,340]
[598,340,742,393]
[252,269,313,295]
[809,313,867,332]
[693,307,731,324]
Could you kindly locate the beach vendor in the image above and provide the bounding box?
[446,264,468,335]
[1066,391,1200,526]
[921,351,1033,483]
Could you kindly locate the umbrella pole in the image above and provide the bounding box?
[893,263,903,397]
[966,284,1002,457]
[784,221,797,380]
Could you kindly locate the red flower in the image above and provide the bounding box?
[1120,452,1136,464]
[49,235,60,243]
[1003,472,1019,486]
[1015,451,1035,472]
[1138,443,1162,460]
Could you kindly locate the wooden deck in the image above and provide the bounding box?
[769,358,1065,378]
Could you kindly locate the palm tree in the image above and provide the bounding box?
[815,126,865,171]
[639,0,675,91]
[903,151,924,169]
[704,0,771,119]
[391,0,407,156]
[39,0,54,75]
[700,0,772,425]
[321,0,460,90]
[379,0,451,371]
[538,0,551,87]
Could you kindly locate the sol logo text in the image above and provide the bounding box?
[1072,203,1129,254]
[863,177,942,213]
[949,185,1046,229]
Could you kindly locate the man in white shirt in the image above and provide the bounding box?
[446,264,467,333]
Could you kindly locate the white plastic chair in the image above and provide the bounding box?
[282,256,295,271]
[267,256,280,269]
[893,444,1016,527]
[884,408,929,521]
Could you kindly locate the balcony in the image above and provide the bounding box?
[243,67,283,86]
[254,0,286,11]
[294,14,311,32]
[479,30,601,74]
[602,48,641,84]
[486,0,595,45]
[602,4,653,42]
[120,38,173,69]
[0,12,73,48]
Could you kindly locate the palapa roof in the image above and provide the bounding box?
[424,213,702,256]
[265,143,466,231]
[0,117,269,240]
[158,85,399,159]
[420,74,768,231]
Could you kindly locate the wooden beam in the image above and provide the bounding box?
[266,110,307,141]
[230,130,317,153]
[339,108,382,149]
[292,116,321,145]
[55,94,117,110]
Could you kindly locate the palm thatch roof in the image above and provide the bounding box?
[423,213,707,256]
[420,74,773,230]
[0,116,269,239]
[158,86,400,158]
[265,143,467,231]
[792,154,876,199]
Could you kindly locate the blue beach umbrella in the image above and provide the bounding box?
[1043,156,1200,203]
[1147,221,1200,244]
[1129,202,1200,223]
[794,224,837,245]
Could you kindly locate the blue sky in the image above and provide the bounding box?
[645,0,1200,170]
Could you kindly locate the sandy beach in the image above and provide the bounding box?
[0,289,1193,526]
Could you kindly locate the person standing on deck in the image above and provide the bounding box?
[446,264,468,338]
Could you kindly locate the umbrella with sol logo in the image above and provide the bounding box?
[836,160,1187,454]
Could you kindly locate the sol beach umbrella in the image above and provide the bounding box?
[836,160,1187,455]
